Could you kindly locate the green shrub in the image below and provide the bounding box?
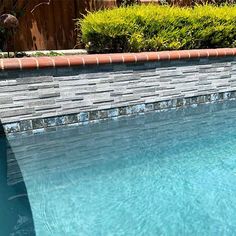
[78,4,236,53]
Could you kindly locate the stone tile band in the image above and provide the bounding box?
[3,90,235,135]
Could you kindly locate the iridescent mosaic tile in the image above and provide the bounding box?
[44,117,57,127]
[205,94,212,103]
[118,107,127,116]
[135,104,145,113]
[32,118,44,129]
[224,92,231,100]
[99,110,108,119]
[108,108,119,118]
[55,116,67,126]
[19,120,32,131]
[4,123,20,133]
[79,112,89,122]
[145,103,154,112]
[218,92,224,101]
[89,111,99,121]
[211,93,219,101]
[176,98,184,107]
[67,114,78,124]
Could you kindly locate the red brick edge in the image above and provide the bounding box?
[1,48,236,71]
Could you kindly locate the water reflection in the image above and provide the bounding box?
[4,99,236,235]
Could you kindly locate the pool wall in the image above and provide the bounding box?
[1,49,236,134]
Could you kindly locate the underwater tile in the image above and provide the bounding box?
[205,94,212,103]
[223,92,231,100]
[128,104,145,114]
[126,106,133,115]
[108,108,119,118]
[172,99,178,108]
[229,91,236,99]
[211,93,219,102]
[4,123,20,133]
[197,95,205,104]
[153,101,161,110]
[135,104,146,113]
[176,98,184,107]
[89,111,99,121]
[145,103,154,112]
[79,112,89,122]
[55,116,67,126]
[32,118,44,129]
[118,107,127,116]
[190,96,198,105]
[218,92,224,101]
[44,117,56,127]
[19,120,32,131]
[99,110,108,119]
[160,101,169,109]
[185,97,191,106]
[67,114,78,124]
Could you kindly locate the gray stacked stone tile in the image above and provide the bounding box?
[0,57,236,131]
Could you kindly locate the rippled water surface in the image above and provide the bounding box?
[3,100,236,235]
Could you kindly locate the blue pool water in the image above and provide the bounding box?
[3,100,236,235]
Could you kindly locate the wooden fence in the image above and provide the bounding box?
[1,0,117,51]
[1,0,234,51]
[0,0,169,51]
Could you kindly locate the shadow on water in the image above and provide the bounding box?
[0,121,35,236]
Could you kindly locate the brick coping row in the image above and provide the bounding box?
[1,48,236,71]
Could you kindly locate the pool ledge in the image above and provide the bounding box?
[1,48,236,71]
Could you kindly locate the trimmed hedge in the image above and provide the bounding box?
[78,5,236,53]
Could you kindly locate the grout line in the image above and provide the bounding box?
[81,57,85,66]
[16,58,22,70]
[31,57,39,69]
[0,59,4,70]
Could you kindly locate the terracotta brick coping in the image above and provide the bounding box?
[1,48,236,71]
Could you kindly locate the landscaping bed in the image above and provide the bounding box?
[0,49,87,58]
[79,4,236,53]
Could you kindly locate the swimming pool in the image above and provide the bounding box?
[2,99,236,235]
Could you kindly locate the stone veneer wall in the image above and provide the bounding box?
[0,49,236,134]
